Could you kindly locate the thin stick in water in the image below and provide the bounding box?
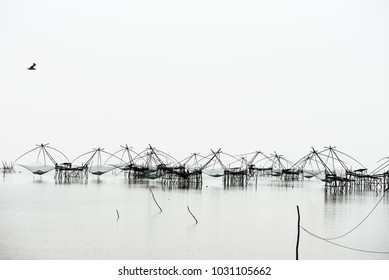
[149,188,162,212]
[116,209,120,220]
[296,205,300,260]
[187,206,198,224]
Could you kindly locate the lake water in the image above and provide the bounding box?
[1,171,389,260]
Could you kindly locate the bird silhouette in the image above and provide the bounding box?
[27,63,36,70]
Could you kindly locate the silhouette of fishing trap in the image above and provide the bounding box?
[69,147,125,183]
[292,146,387,193]
[1,161,15,176]
[122,145,221,188]
[13,143,69,176]
[246,151,296,181]
[6,142,389,192]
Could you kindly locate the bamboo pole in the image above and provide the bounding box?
[187,206,198,224]
[149,188,162,212]
[296,205,300,260]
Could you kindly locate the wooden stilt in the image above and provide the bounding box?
[296,205,300,260]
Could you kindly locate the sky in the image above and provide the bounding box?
[0,0,388,169]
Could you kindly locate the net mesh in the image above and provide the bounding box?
[18,163,55,175]
[89,165,116,176]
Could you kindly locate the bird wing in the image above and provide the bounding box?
[27,63,36,70]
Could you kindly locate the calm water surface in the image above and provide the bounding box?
[1,171,389,260]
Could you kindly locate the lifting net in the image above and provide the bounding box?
[18,163,55,175]
[89,165,116,176]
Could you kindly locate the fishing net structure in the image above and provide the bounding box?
[1,161,16,175]
[13,143,69,175]
[105,144,140,171]
[201,150,241,178]
[124,145,181,180]
[194,149,252,186]
[236,151,273,178]
[292,150,328,180]
[18,163,55,175]
[71,148,122,177]
[370,158,389,191]
[178,151,221,174]
[178,153,207,173]
[289,146,387,192]
[9,143,386,190]
[249,151,294,178]
[292,146,366,181]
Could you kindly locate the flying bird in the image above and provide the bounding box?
[27,63,36,70]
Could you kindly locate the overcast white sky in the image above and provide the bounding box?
[0,0,388,169]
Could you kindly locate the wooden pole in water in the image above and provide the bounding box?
[116,209,120,219]
[187,206,198,224]
[296,205,300,260]
[149,188,162,212]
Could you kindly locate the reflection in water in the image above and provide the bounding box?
[32,176,44,183]
[0,173,388,260]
